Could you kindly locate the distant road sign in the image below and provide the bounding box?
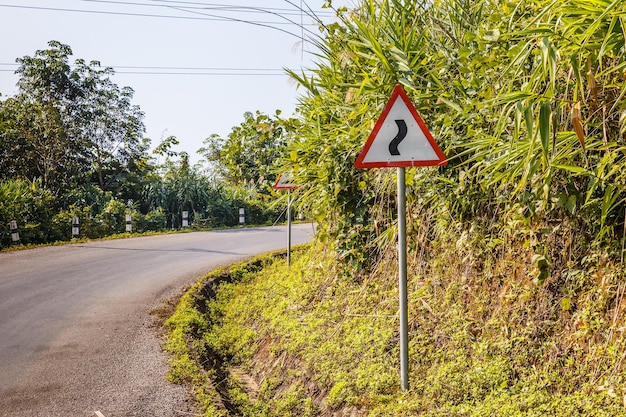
[273,172,297,189]
[355,85,447,168]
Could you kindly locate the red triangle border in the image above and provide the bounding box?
[354,85,447,169]
[273,172,298,190]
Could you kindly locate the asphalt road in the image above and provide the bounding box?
[0,224,314,417]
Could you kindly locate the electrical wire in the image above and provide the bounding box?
[78,0,335,17]
[0,63,313,76]
[163,4,311,39]
[0,3,304,24]
[0,1,333,39]
[0,1,340,76]
[0,2,330,40]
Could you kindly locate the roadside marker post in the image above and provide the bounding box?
[125,214,132,233]
[182,211,189,228]
[10,220,20,243]
[274,172,298,266]
[72,217,80,238]
[239,208,245,225]
[355,85,447,391]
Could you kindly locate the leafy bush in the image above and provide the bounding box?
[138,207,168,232]
[100,198,128,235]
[143,159,283,230]
[52,205,99,240]
[0,179,58,248]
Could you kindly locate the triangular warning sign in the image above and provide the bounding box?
[273,172,298,189]
[355,85,447,168]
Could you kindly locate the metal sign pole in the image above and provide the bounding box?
[397,167,409,391]
[273,172,298,267]
[287,189,292,266]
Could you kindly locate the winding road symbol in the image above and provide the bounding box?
[389,120,407,156]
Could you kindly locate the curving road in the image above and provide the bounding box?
[0,224,314,417]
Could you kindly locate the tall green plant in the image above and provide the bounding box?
[1,41,149,202]
[286,0,626,271]
[451,0,626,245]
[285,0,450,274]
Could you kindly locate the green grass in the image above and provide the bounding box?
[164,233,626,416]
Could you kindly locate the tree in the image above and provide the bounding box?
[199,110,299,186]
[0,97,33,181]
[0,40,149,202]
[73,59,147,193]
[0,42,88,192]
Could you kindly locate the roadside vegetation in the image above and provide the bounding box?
[165,0,626,416]
[0,42,297,249]
[166,241,626,416]
[4,0,626,414]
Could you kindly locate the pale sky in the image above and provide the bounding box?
[0,0,346,163]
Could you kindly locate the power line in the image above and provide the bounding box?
[109,65,291,75]
[0,1,331,39]
[77,0,335,17]
[0,4,301,40]
[0,70,288,76]
[0,63,287,70]
[0,3,305,24]
[115,71,289,75]
[164,4,315,39]
[115,65,285,70]
[0,1,338,76]
[0,63,313,76]
[282,0,326,31]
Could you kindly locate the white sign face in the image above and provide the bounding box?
[355,85,447,168]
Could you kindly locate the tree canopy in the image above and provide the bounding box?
[200,110,299,187]
[0,40,147,198]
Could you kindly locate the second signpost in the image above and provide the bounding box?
[274,172,298,266]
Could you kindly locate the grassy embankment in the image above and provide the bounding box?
[164,229,626,416]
